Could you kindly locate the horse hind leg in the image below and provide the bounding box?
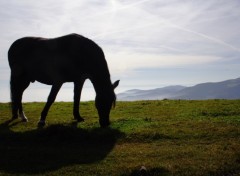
[19,104,28,122]
[10,74,30,122]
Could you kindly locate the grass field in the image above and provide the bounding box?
[0,100,240,176]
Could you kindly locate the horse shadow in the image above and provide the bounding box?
[0,120,124,174]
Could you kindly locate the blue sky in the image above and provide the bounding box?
[0,0,240,102]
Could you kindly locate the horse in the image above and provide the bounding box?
[8,33,119,128]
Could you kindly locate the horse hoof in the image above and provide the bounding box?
[11,116,18,120]
[21,118,28,122]
[20,112,28,122]
[38,120,46,127]
[76,117,84,122]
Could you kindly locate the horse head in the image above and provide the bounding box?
[95,80,119,128]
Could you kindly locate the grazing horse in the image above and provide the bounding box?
[8,33,119,127]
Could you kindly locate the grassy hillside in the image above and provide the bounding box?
[0,100,240,176]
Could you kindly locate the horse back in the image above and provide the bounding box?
[8,34,109,84]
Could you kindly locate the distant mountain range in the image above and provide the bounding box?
[117,77,240,101]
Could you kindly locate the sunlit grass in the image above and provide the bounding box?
[0,100,240,175]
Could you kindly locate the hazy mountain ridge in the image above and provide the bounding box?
[117,78,240,101]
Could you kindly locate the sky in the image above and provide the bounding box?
[0,0,240,102]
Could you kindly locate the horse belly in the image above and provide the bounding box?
[34,62,85,84]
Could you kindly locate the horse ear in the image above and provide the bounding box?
[113,80,120,89]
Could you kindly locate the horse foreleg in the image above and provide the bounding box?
[73,81,84,122]
[38,83,62,127]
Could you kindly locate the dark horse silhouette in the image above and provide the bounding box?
[8,33,119,127]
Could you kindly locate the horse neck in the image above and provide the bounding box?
[91,75,113,96]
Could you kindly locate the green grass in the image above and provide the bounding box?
[0,100,240,176]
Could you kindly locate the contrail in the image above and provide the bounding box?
[93,20,185,53]
[166,21,240,52]
[93,21,158,39]
[92,1,240,53]
[96,15,240,53]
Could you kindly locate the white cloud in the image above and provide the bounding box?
[107,52,222,73]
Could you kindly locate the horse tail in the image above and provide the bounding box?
[9,77,12,114]
[9,76,13,113]
[9,73,17,118]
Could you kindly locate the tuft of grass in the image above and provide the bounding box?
[0,100,240,176]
